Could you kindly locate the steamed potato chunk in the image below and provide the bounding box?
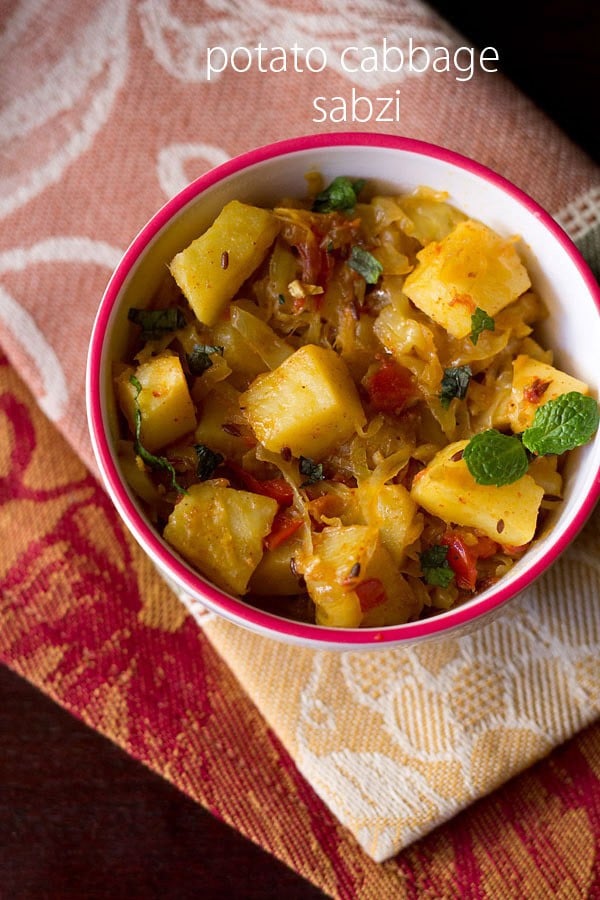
[194,381,248,461]
[116,353,196,452]
[296,524,420,627]
[240,344,366,459]
[508,354,590,432]
[411,441,544,546]
[170,201,280,326]
[249,533,306,596]
[164,482,278,595]
[403,220,531,339]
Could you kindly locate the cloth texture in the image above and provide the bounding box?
[1,0,599,884]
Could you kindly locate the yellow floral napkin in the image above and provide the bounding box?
[172,497,600,860]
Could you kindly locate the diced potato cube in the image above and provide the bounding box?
[249,533,306,596]
[117,441,162,505]
[163,481,277,595]
[403,220,531,339]
[508,354,589,432]
[116,352,196,452]
[240,344,366,459]
[296,524,420,628]
[169,201,280,326]
[410,440,544,546]
[194,382,249,461]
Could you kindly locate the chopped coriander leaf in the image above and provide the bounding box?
[470,307,495,345]
[194,443,224,480]
[312,176,365,213]
[440,365,472,408]
[348,246,383,284]
[463,429,529,486]
[299,456,325,485]
[522,391,600,456]
[128,307,186,340]
[419,545,455,588]
[187,344,224,376]
[129,375,188,493]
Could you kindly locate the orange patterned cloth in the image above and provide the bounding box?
[2,0,600,892]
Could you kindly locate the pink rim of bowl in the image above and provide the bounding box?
[86,131,600,649]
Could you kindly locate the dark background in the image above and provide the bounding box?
[2,2,599,897]
[433,0,600,165]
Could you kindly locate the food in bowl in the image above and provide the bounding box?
[110,171,598,629]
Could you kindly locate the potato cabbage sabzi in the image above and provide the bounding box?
[114,176,599,628]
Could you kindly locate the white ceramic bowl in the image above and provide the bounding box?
[86,132,600,649]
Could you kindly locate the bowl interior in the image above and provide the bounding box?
[89,134,600,649]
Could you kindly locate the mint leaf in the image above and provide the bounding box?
[312,176,365,213]
[348,246,383,284]
[194,443,224,480]
[128,307,185,340]
[463,429,529,486]
[440,365,472,408]
[129,375,188,494]
[419,545,455,588]
[470,307,495,345]
[187,344,224,376]
[299,456,325,485]
[522,391,600,456]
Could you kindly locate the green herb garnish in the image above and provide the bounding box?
[187,344,224,376]
[522,391,600,456]
[299,456,325,485]
[312,176,365,213]
[128,307,186,340]
[463,392,599,486]
[470,307,495,345]
[194,444,224,480]
[440,365,472,409]
[348,246,383,285]
[129,375,187,493]
[419,545,455,588]
[463,429,529,486]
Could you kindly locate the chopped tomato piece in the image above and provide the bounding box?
[364,359,417,415]
[440,531,500,591]
[474,535,499,559]
[264,510,303,551]
[226,462,293,506]
[503,543,529,558]
[354,578,387,613]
